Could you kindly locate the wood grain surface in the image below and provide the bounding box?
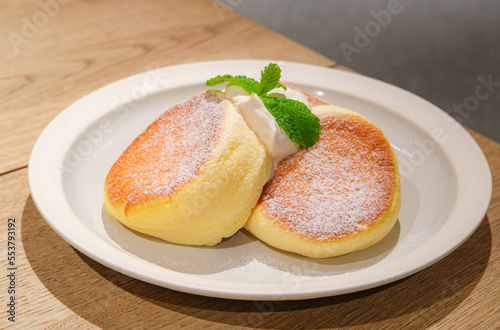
[0,0,334,175]
[1,0,498,329]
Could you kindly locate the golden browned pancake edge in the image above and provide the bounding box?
[104,91,273,246]
[245,106,401,258]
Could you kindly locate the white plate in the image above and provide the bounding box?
[29,60,492,300]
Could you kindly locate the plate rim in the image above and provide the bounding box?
[28,59,492,300]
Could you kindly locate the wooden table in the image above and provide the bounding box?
[1,1,498,328]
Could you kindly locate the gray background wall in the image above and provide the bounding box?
[217,0,500,142]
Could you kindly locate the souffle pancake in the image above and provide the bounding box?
[104,62,401,257]
[245,105,401,258]
[104,91,272,246]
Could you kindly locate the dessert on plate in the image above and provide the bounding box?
[104,90,272,246]
[245,105,401,258]
[104,63,401,258]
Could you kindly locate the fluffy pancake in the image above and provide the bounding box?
[245,105,401,258]
[104,91,272,246]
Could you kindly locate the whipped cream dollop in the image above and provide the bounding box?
[225,85,311,160]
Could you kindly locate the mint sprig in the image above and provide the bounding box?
[206,63,321,148]
[257,63,286,95]
[261,97,321,148]
[206,75,259,95]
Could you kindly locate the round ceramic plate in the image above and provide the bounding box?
[29,60,492,300]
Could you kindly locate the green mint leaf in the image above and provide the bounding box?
[276,82,287,91]
[227,75,260,94]
[207,63,320,148]
[206,74,259,94]
[266,92,286,99]
[206,74,234,86]
[257,63,282,96]
[261,97,321,148]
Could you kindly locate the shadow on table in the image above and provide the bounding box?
[22,195,491,329]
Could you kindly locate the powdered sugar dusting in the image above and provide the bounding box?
[259,112,397,241]
[106,92,225,206]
